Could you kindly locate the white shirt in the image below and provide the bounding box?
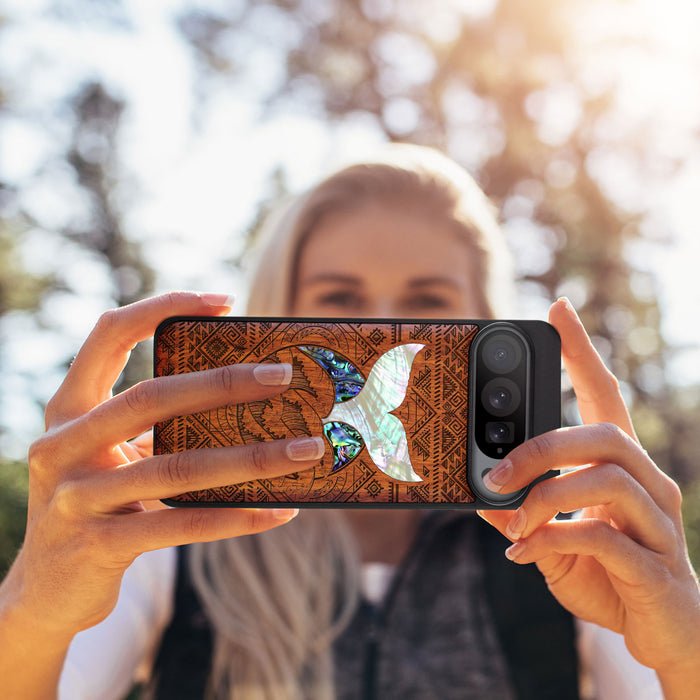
[59,548,176,700]
[59,548,663,700]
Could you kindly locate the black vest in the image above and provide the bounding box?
[149,513,579,699]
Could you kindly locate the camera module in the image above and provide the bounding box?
[467,320,560,507]
[470,323,531,463]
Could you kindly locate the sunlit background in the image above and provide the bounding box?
[1,0,700,566]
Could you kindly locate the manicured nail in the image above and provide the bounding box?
[273,508,299,521]
[199,293,236,308]
[506,509,527,540]
[505,541,527,561]
[483,460,512,493]
[286,436,325,461]
[254,363,293,386]
[557,296,578,319]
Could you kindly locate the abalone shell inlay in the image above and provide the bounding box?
[323,421,365,470]
[298,346,365,402]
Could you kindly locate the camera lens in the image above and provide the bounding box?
[489,387,510,411]
[481,378,521,417]
[486,421,514,443]
[482,334,523,374]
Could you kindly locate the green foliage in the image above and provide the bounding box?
[0,224,54,316]
[0,460,28,577]
[682,478,700,572]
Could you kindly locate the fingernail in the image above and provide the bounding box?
[199,293,236,308]
[557,296,578,319]
[286,436,325,461]
[483,460,512,493]
[505,541,527,561]
[254,363,293,386]
[273,508,299,521]
[506,509,527,540]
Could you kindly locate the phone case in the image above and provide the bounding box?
[153,317,560,508]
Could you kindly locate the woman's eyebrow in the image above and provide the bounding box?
[302,273,361,286]
[407,277,461,289]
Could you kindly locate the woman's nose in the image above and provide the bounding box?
[364,300,398,318]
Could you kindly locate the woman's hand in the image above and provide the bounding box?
[1,293,324,649]
[478,298,700,696]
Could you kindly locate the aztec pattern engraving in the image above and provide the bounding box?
[154,320,478,504]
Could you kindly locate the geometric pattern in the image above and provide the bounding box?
[154,319,478,505]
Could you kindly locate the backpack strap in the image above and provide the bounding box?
[476,515,580,700]
[147,546,211,699]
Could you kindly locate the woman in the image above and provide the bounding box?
[0,145,698,699]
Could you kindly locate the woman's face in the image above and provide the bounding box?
[293,202,485,318]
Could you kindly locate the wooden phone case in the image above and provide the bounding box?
[153,317,559,508]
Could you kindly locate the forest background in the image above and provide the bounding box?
[1,0,700,574]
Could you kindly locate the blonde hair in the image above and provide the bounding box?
[189,144,514,699]
[246,144,514,317]
[189,512,359,700]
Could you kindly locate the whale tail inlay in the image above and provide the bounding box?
[302,343,425,482]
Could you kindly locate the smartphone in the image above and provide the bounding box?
[153,317,560,509]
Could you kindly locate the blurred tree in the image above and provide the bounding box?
[0,202,54,317]
[0,12,45,571]
[61,81,156,391]
[0,29,155,568]
[176,0,700,494]
[2,78,156,410]
[0,195,47,577]
[0,0,698,574]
